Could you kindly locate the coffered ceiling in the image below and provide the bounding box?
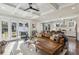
[0,3,78,21]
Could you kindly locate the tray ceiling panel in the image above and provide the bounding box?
[0,3,77,21]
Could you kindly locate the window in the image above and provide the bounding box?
[12,23,17,37]
[19,23,23,27]
[25,23,28,27]
[2,21,8,40]
[32,24,35,28]
[69,21,74,27]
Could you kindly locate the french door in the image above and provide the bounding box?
[2,21,8,40]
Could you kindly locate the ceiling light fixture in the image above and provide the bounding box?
[0,6,5,9]
[72,7,76,10]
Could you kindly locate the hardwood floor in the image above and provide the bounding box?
[67,37,76,55]
[3,37,79,55]
[76,41,79,55]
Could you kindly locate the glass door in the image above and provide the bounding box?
[2,21,8,40]
[12,22,17,38]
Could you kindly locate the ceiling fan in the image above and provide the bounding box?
[24,3,39,11]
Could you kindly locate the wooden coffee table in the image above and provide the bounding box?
[35,39,64,55]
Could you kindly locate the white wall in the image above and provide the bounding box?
[36,23,42,33]
[76,16,79,41]
[29,20,42,34]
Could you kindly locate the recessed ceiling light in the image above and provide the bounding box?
[0,6,5,9]
[72,7,76,10]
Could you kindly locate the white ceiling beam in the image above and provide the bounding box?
[59,3,76,9]
[41,9,54,15]
[40,15,78,23]
[50,3,59,10]
[0,4,37,19]
[31,9,55,19]
[12,3,22,14]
